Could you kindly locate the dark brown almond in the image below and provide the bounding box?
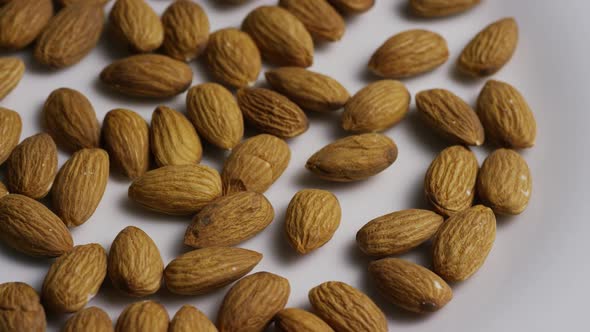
[0,282,46,332]
[150,105,202,166]
[0,107,22,165]
[0,0,53,50]
[110,0,164,53]
[279,0,345,41]
[161,0,210,62]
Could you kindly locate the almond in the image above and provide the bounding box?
[458,17,518,76]
[59,0,111,6]
[275,308,334,332]
[0,282,46,332]
[217,271,290,332]
[110,0,164,52]
[0,181,7,199]
[42,243,107,313]
[416,89,485,146]
[108,226,164,297]
[169,305,216,332]
[306,133,398,182]
[115,301,169,332]
[0,107,22,165]
[242,6,314,67]
[265,67,350,112]
[409,0,481,17]
[279,0,345,41]
[433,205,496,282]
[328,0,374,14]
[0,0,53,50]
[62,306,113,332]
[161,0,210,62]
[150,105,202,166]
[0,57,25,99]
[356,209,444,257]
[342,80,410,132]
[309,281,387,332]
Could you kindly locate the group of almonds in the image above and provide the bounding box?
[0,0,536,331]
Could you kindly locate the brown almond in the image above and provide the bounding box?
[169,305,216,332]
[410,0,481,17]
[59,0,111,6]
[279,0,345,41]
[0,181,7,199]
[0,282,46,332]
[0,57,25,99]
[115,301,169,332]
[161,0,210,62]
[0,107,22,165]
[275,308,334,332]
[328,0,374,14]
[0,0,53,50]
[62,306,113,332]
[110,0,164,52]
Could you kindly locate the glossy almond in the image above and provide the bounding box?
[169,305,217,332]
[0,107,22,165]
[328,0,374,14]
[0,57,25,99]
[275,308,334,332]
[62,306,113,332]
[162,0,210,61]
[0,0,53,50]
[0,282,46,332]
[279,0,345,41]
[115,301,169,332]
[110,0,163,52]
[150,105,202,166]
[410,0,481,17]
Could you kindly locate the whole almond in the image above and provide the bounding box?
[328,0,374,14]
[369,258,453,313]
[110,0,164,52]
[62,306,113,332]
[6,133,58,199]
[115,301,169,332]
[0,107,22,165]
[416,89,485,146]
[265,67,350,112]
[433,205,496,282]
[59,0,111,6]
[205,28,261,88]
[150,105,202,166]
[356,209,444,257]
[477,80,537,149]
[342,80,410,132]
[161,0,210,62]
[0,57,25,99]
[242,6,314,67]
[217,271,290,332]
[0,181,7,199]
[369,29,449,78]
[309,281,387,332]
[425,145,478,216]
[275,308,334,332]
[42,243,107,313]
[186,83,244,149]
[306,133,398,182]
[0,282,46,332]
[100,54,193,98]
[169,305,217,332]
[279,0,345,41]
[0,0,53,50]
[44,88,100,152]
[410,0,481,17]
[285,189,341,254]
[108,226,164,297]
[458,17,518,76]
[102,108,150,179]
[164,247,262,295]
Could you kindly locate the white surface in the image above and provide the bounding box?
[1,0,588,331]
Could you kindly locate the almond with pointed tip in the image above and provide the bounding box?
[0,57,25,99]
[62,306,113,332]
[110,0,163,52]
[275,308,334,332]
[169,305,217,332]
[409,0,481,17]
[0,0,53,50]
[162,0,210,62]
[0,282,46,332]
[279,0,345,41]
[115,301,169,332]
[0,107,21,165]
[328,0,374,14]
[150,105,202,166]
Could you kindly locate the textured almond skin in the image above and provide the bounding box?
[285,189,341,254]
[0,107,21,165]
[42,244,107,313]
[164,247,262,295]
[357,209,444,257]
[433,205,496,282]
[59,0,111,6]
[328,0,374,14]
[62,306,113,332]
[309,281,387,332]
[205,28,261,88]
[477,80,537,149]
[369,258,453,313]
[425,145,478,217]
[162,0,210,62]
[222,134,291,194]
[100,54,193,98]
[342,80,410,133]
[279,0,345,41]
[129,164,222,215]
[458,18,519,76]
[410,0,480,17]
[416,89,485,146]
[110,0,164,52]
[369,30,449,79]
[186,83,244,149]
[108,226,164,297]
[185,191,274,248]
[169,305,217,332]
[265,67,350,112]
[6,133,58,199]
[217,272,290,332]
[0,282,46,332]
[237,88,309,139]
[150,105,202,166]
[44,88,101,152]
[115,301,169,332]
[242,6,314,67]
[275,308,334,332]
[102,108,150,179]
[306,133,398,182]
[34,4,104,68]
[0,57,24,99]
[0,0,53,50]
[0,181,7,199]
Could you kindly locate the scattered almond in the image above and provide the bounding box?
[0,57,25,99]
[115,301,169,332]
[62,306,113,332]
[0,282,46,332]
[328,0,374,14]
[0,0,53,50]
[150,105,202,166]
[275,308,334,332]
[161,0,210,62]
[279,0,345,41]
[169,305,217,332]
[409,0,481,17]
[0,107,22,165]
[110,0,164,52]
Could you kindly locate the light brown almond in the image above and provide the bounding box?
[110,0,164,53]
[161,0,210,62]
[0,282,46,332]
[169,305,217,332]
[0,107,22,165]
[59,0,111,6]
[279,0,345,41]
[0,57,25,99]
[150,105,202,166]
[410,0,481,17]
[62,306,113,332]
[115,301,169,332]
[0,0,53,50]
[275,308,334,332]
[328,0,374,14]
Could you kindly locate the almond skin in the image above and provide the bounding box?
[115,301,169,332]
[110,0,164,53]
[279,0,345,41]
[62,306,113,332]
[161,0,210,62]
[410,0,481,17]
[342,80,410,133]
[275,308,334,332]
[0,0,53,50]
[150,105,202,166]
[0,282,46,332]
[0,107,22,165]
[169,305,217,332]
[0,57,25,99]
[328,0,374,14]
[242,6,314,67]
[0,181,7,199]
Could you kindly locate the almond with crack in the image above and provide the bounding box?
[279,0,345,41]
[274,308,334,332]
[161,0,210,62]
[0,107,21,165]
[150,105,202,166]
[0,57,25,99]
[62,306,113,332]
[0,0,53,50]
[169,305,216,332]
[115,301,169,332]
[110,0,163,52]
[409,0,481,17]
[0,282,46,332]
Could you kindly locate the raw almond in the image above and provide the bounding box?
[0,181,7,199]
[0,282,46,332]
[128,164,222,215]
[115,301,169,332]
[275,308,334,332]
[416,89,485,146]
[164,247,262,295]
[185,191,274,248]
[217,271,290,332]
[410,0,481,17]
[369,29,449,78]
[150,105,202,166]
[186,83,244,149]
[108,226,164,297]
[279,0,345,41]
[458,17,518,76]
[424,145,479,216]
[242,6,314,67]
[356,209,444,257]
[161,0,210,62]
[265,67,350,112]
[62,306,113,332]
[309,281,387,332]
[110,0,164,52]
[59,0,111,6]
[342,80,410,132]
[477,79,537,149]
[169,305,216,332]
[328,0,374,14]
[369,258,453,313]
[306,133,398,182]
[0,57,25,99]
[285,189,341,254]
[433,205,496,282]
[0,107,22,165]
[100,54,193,98]
[0,0,53,50]
[42,243,107,313]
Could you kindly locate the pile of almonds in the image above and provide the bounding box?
[0,0,536,331]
